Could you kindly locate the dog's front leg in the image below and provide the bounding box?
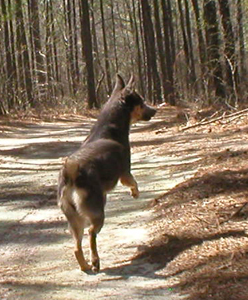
[120,173,139,198]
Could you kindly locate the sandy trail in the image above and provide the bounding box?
[0,113,192,300]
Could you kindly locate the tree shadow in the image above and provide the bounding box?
[0,219,67,246]
[0,141,81,159]
[156,167,248,210]
[0,119,94,138]
[103,230,247,278]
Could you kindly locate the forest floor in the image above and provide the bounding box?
[1,106,248,300]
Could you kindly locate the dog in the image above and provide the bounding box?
[57,74,156,272]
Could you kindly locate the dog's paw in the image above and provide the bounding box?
[80,262,92,272]
[91,260,100,273]
[131,188,139,199]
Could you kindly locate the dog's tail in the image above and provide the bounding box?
[58,158,89,217]
[58,158,78,211]
[63,157,79,182]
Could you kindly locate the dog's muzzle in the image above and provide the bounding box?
[142,105,157,121]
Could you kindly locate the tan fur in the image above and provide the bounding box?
[64,158,79,182]
[120,174,139,198]
[131,105,143,123]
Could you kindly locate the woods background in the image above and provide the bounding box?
[0,0,247,114]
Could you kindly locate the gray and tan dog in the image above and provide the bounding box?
[58,74,156,272]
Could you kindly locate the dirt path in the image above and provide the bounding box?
[0,111,192,300]
[2,108,248,299]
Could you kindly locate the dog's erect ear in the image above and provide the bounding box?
[112,74,125,94]
[125,74,135,91]
[122,74,135,100]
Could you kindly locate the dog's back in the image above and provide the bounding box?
[58,138,123,213]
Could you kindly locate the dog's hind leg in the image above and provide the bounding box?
[88,212,104,273]
[59,186,91,271]
[67,214,91,272]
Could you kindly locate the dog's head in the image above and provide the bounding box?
[111,74,157,124]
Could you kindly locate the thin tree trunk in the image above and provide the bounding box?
[167,0,176,64]
[29,0,46,102]
[178,0,196,87]
[90,0,105,101]
[203,0,225,100]
[153,0,167,101]
[110,0,118,73]
[8,0,18,104]
[72,0,80,88]
[129,0,144,95]
[67,0,77,95]
[140,0,161,104]
[137,2,151,100]
[218,0,238,101]
[15,0,33,107]
[137,2,147,97]
[79,0,97,108]
[1,0,14,109]
[237,0,246,80]
[161,0,175,105]
[63,0,73,95]
[191,0,207,79]
[100,0,112,95]
[184,0,197,88]
[45,0,55,100]
[50,0,60,97]
[27,0,35,89]
[117,2,135,72]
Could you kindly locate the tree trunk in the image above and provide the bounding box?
[50,0,60,97]
[130,0,144,95]
[15,0,33,107]
[218,0,238,101]
[90,0,106,104]
[191,0,207,79]
[117,2,135,73]
[167,0,176,63]
[100,0,112,95]
[203,0,225,100]
[110,0,118,73]
[161,0,175,105]
[8,0,18,103]
[177,0,196,88]
[140,0,162,104]
[79,0,98,108]
[237,0,246,80]
[29,0,46,102]
[1,0,14,109]
[132,1,144,95]
[153,0,167,101]
[184,0,197,87]
[45,0,55,100]
[63,0,72,95]
[67,0,77,95]
[72,0,80,89]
